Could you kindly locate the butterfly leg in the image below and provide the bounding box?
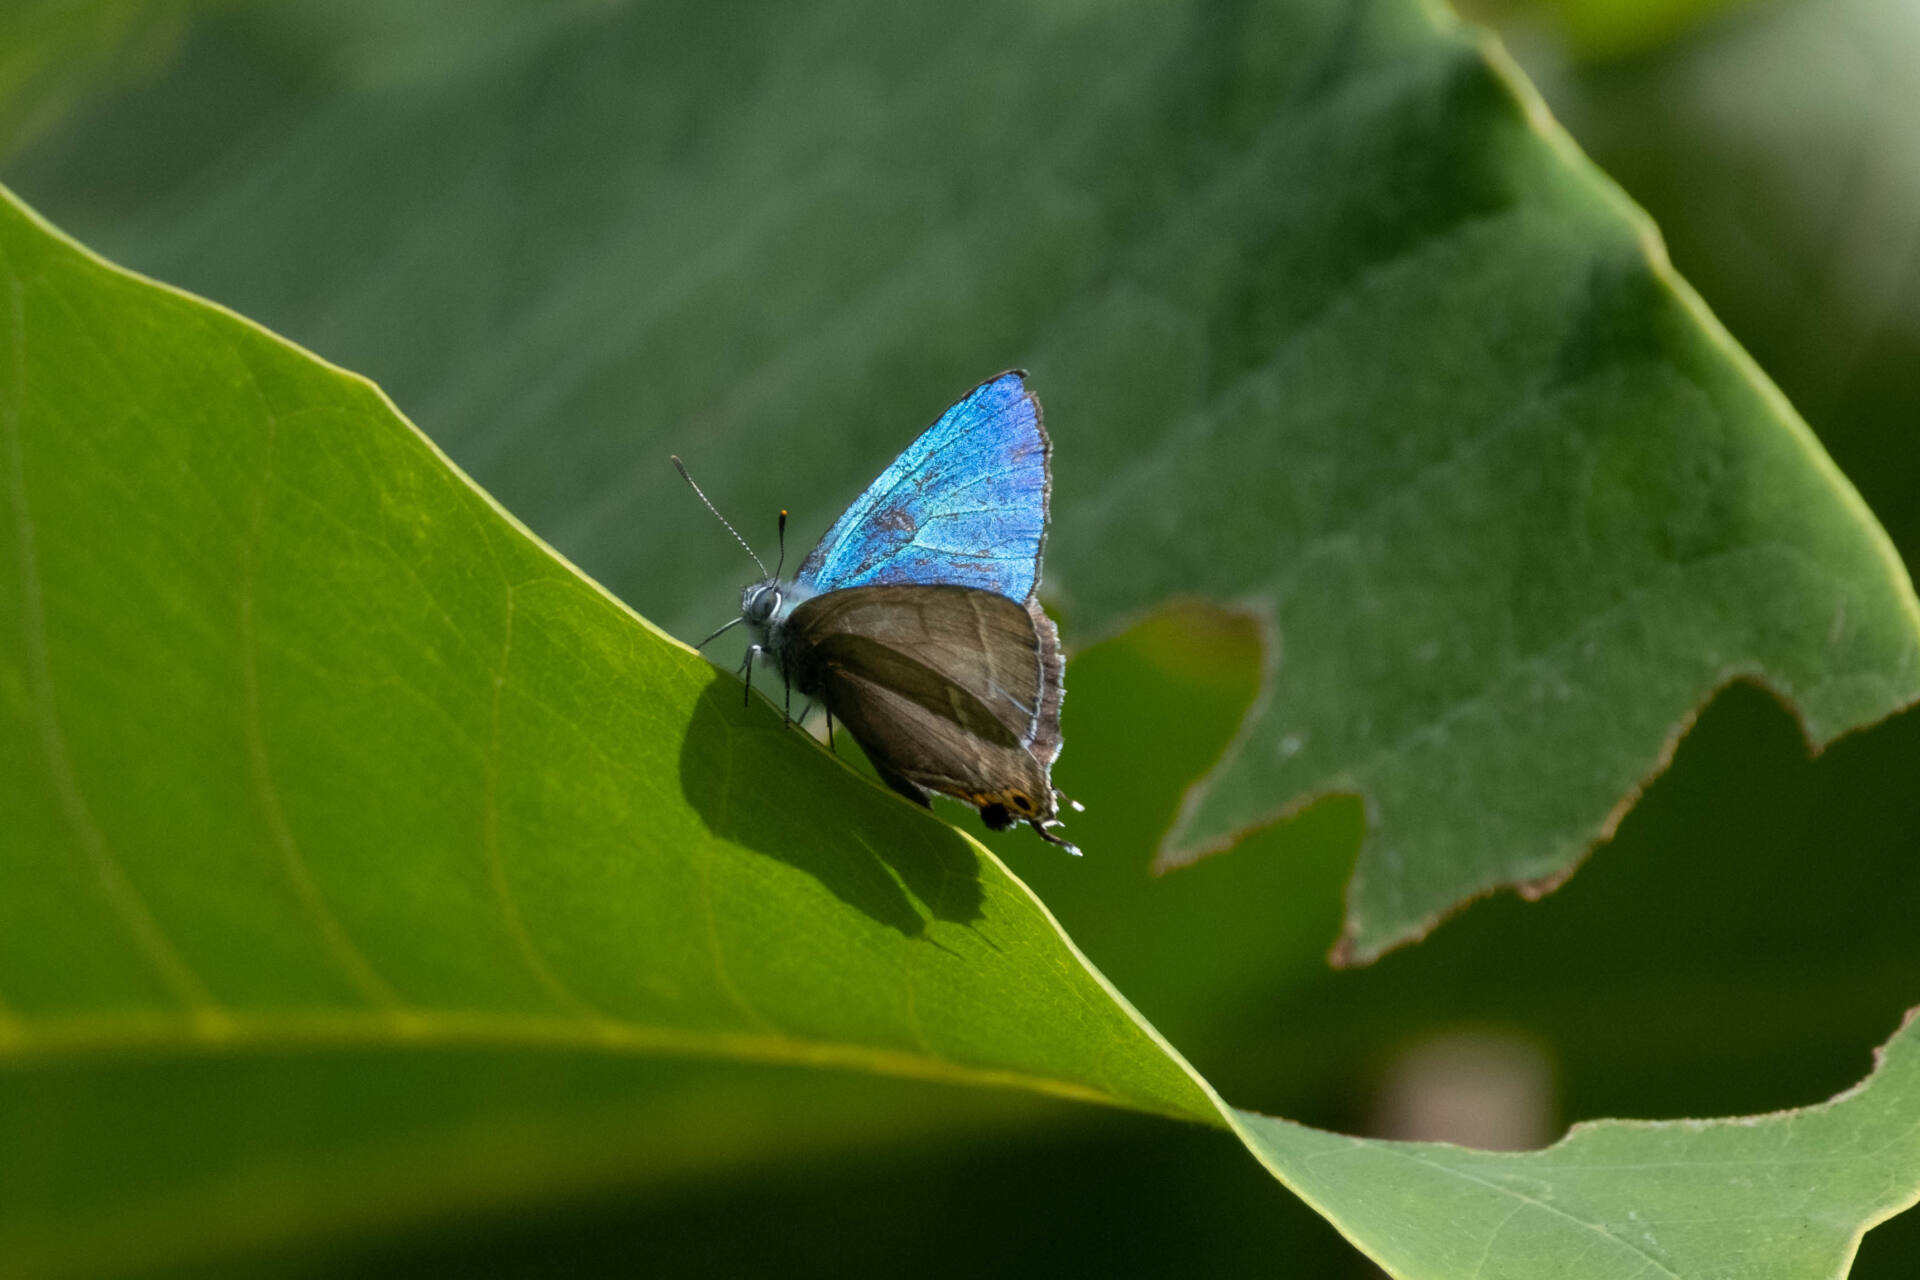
[783,672,793,725]
[740,644,761,707]
[1027,820,1082,857]
[823,705,837,754]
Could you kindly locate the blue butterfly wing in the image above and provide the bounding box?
[796,371,1049,603]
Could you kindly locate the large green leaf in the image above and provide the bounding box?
[0,186,1216,1273]
[4,171,1920,1275]
[10,0,1917,960]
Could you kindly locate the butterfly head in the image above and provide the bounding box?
[740,578,785,635]
[740,575,813,640]
[741,580,782,627]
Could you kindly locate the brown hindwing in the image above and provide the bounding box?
[781,584,1059,823]
[1024,594,1064,769]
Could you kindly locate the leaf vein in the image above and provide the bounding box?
[239,403,409,1014]
[482,585,613,1023]
[1384,1144,1682,1279]
[2,274,226,1024]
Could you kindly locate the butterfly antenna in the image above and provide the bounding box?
[671,456,770,579]
[774,509,788,580]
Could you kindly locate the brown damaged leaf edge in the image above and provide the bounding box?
[1130,598,1368,897]
[1155,637,1911,972]
[1332,672,1871,967]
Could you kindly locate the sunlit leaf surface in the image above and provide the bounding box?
[0,188,1216,1273]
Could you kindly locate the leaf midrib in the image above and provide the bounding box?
[0,1007,1213,1119]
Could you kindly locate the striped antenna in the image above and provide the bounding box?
[671,456,769,579]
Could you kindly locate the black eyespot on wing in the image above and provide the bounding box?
[980,802,1015,831]
[1008,791,1034,815]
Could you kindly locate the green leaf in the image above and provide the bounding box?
[1533,0,1920,567]
[10,0,1917,960]
[1240,1010,1920,1279]
[0,185,1218,1273]
[1015,618,1920,1130]
[5,0,1920,1273]
[7,171,1920,1280]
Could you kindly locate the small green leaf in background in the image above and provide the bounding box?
[0,1,203,159]
[1460,0,1759,59]
[1243,1010,1920,1280]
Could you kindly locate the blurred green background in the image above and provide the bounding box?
[5,0,1919,1273]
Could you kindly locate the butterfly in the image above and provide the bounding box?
[676,370,1080,854]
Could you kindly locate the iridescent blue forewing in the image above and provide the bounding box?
[795,371,1047,603]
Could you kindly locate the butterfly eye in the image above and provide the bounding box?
[741,585,778,623]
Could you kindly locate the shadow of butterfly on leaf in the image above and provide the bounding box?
[677,667,989,935]
[676,370,1082,858]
